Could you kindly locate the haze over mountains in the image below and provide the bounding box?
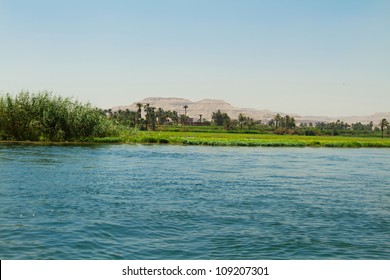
[112,97,390,125]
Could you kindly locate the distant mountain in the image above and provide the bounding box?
[112,97,390,125]
[294,112,390,126]
[112,97,276,121]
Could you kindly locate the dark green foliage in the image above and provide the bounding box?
[380,118,389,139]
[212,110,230,126]
[107,109,138,127]
[158,138,169,144]
[303,129,318,136]
[269,114,296,129]
[0,91,118,141]
[140,136,158,143]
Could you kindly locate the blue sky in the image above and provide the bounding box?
[1,0,389,116]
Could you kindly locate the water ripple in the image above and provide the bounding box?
[1,145,389,259]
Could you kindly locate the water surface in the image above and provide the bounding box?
[1,144,389,259]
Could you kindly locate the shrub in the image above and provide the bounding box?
[0,91,119,141]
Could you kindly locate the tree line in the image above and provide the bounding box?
[104,104,188,129]
[0,91,389,141]
[106,103,389,137]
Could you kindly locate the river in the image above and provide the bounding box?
[0,144,389,259]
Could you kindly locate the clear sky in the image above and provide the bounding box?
[1,0,389,116]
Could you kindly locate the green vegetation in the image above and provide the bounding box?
[0,91,118,141]
[1,91,389,147]
[212,109,231,127]
[380,118,389,139]
[95,130,390,147]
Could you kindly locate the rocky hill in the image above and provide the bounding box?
[112,97,390,125]
[112,97,275,121]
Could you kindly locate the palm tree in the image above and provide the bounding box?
[143,103,149,130]
[238,113,246,129]
[143,104,157,130]
[183,105,189,125]
[136,103,143,126]
[380,118,389,138]
[149,106,157,130]
[157,107,165,125]
[171,110,179,125]
[129,111,138,127]
[274,114,282,128]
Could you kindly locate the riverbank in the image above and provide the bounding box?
[3,131,389,147]
[116,131,390,147]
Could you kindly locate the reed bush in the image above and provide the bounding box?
[0,91,118,141]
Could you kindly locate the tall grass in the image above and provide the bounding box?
[0,91,119,141]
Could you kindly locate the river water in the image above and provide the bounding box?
[0,144,389,259]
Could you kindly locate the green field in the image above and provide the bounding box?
[90,130,390,147]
